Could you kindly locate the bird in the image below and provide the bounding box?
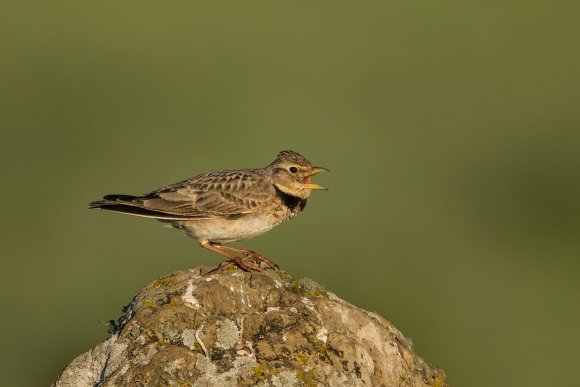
[89,150,328,271]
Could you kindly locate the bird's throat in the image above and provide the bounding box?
[273,185,307,213]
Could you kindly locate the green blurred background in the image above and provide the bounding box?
[1,1,579,386]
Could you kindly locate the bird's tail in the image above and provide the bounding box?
[89,194,138,209]
[89,194,167,219]
[89,194,199,220]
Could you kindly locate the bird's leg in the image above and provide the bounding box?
[200,241,261,271]
[217,245,279,269]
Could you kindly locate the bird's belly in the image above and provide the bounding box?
[174,216,283,244]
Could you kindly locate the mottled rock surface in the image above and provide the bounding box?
[54,266,449,386]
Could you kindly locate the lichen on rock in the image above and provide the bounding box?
[215,319,241,350]
[181,329,198,351]
[53,265,449,386]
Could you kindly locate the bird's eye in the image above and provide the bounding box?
[289,166,298,173]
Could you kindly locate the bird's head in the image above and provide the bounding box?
[268,150,329,199]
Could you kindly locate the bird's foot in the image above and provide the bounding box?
[243,251,279,270]
[229,256,263,272]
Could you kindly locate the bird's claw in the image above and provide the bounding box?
[242,251,279,270]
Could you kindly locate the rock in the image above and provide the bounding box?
[53,266,449,386]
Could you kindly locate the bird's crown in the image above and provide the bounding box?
[271,150,312,167]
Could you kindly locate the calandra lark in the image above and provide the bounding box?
[90,150,328,270]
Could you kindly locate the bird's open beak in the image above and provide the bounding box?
[302,166,329,190]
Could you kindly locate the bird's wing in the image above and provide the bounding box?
[138,170,273,218]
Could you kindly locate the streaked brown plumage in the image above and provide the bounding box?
[90,150,328,270]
